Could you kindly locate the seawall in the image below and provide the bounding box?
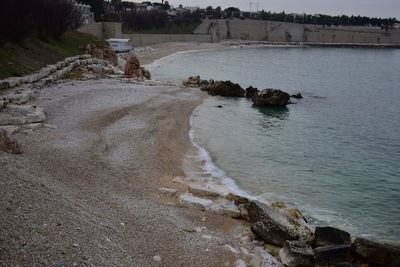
[78,22,212,47]
[208,20,400,45]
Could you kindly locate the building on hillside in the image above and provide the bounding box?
[184,6,200,13]
[72,1,94,24]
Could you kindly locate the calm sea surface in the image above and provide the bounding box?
[151,47,400,242]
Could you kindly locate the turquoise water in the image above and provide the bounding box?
[151,47,400,242]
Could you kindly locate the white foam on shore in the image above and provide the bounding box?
[186,109,254,199]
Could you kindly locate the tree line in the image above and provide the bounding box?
[204,6,397,28]
[0,0,82,44]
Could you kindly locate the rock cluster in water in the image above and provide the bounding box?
[182,76,294,107]
[181,76,400,266]
[167,182,400,267]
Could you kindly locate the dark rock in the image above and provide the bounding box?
[353,237,400,267]
[0,129,22,154]
[315,226,351,246]
[314,244,351,265]
[252,89,290,107]
[245,86,259,98]
[182,76,211,88]
[279,240,314,267]
[202,80,245,97]
[291,93,303,99]
[216,105,223,108]
[248,201,299,246]
[335,262,356,267]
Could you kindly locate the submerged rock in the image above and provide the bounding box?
[252,89,290,107]
[202,80,245,97]
[279,240,314,267]
[353,237,400,267]
[315,226,351,246]
[248,201,299,246]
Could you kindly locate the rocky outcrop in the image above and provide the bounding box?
[83,41,118,66]
[279,240,314,267]
[353,237,400,267]
[248,201,299,246]
[245,86,259,98]
[290,93,303,99]
[182,76,212,88]
[252,89,290,107]
[0,128,22,154]
[202,80,245,97]
[124,56,151,79]
[315,226,351,246]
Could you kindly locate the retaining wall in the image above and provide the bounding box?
[77,22,103,38]
[208,20,400,45]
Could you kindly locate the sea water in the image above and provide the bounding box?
[151,47,400,242]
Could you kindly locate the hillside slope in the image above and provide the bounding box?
[0,31,101,79]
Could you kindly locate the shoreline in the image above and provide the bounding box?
[1,42,399,266]
[137,42,400,244]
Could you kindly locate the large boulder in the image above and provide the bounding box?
[353,237,400,267]
[248,201,299,246]
[252,89,290,107]
[315,226,351,247]
[202,80,245,97]
[314,244,351,265]
[0,128,22,154]
[279,240,314,267]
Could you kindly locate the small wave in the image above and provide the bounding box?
[187,109,250,197]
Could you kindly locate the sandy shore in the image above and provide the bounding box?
[0,43,254,266]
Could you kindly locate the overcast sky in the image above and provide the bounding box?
[166,0,399,18]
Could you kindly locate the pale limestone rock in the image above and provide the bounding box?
[234,259,247,267]
[178,193,213,210]
[158,187,178,197]
[206,202,241,218]
[224,244,240,254]
[188,184,225,198]
[153,255,161,263]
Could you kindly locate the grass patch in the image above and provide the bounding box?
[0,31,101,79]
[122,21,201,34]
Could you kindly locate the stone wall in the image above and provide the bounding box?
[122,33,212,46]
[207,20,400,45]
[79,22,212,46]
[77,22,103,38]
